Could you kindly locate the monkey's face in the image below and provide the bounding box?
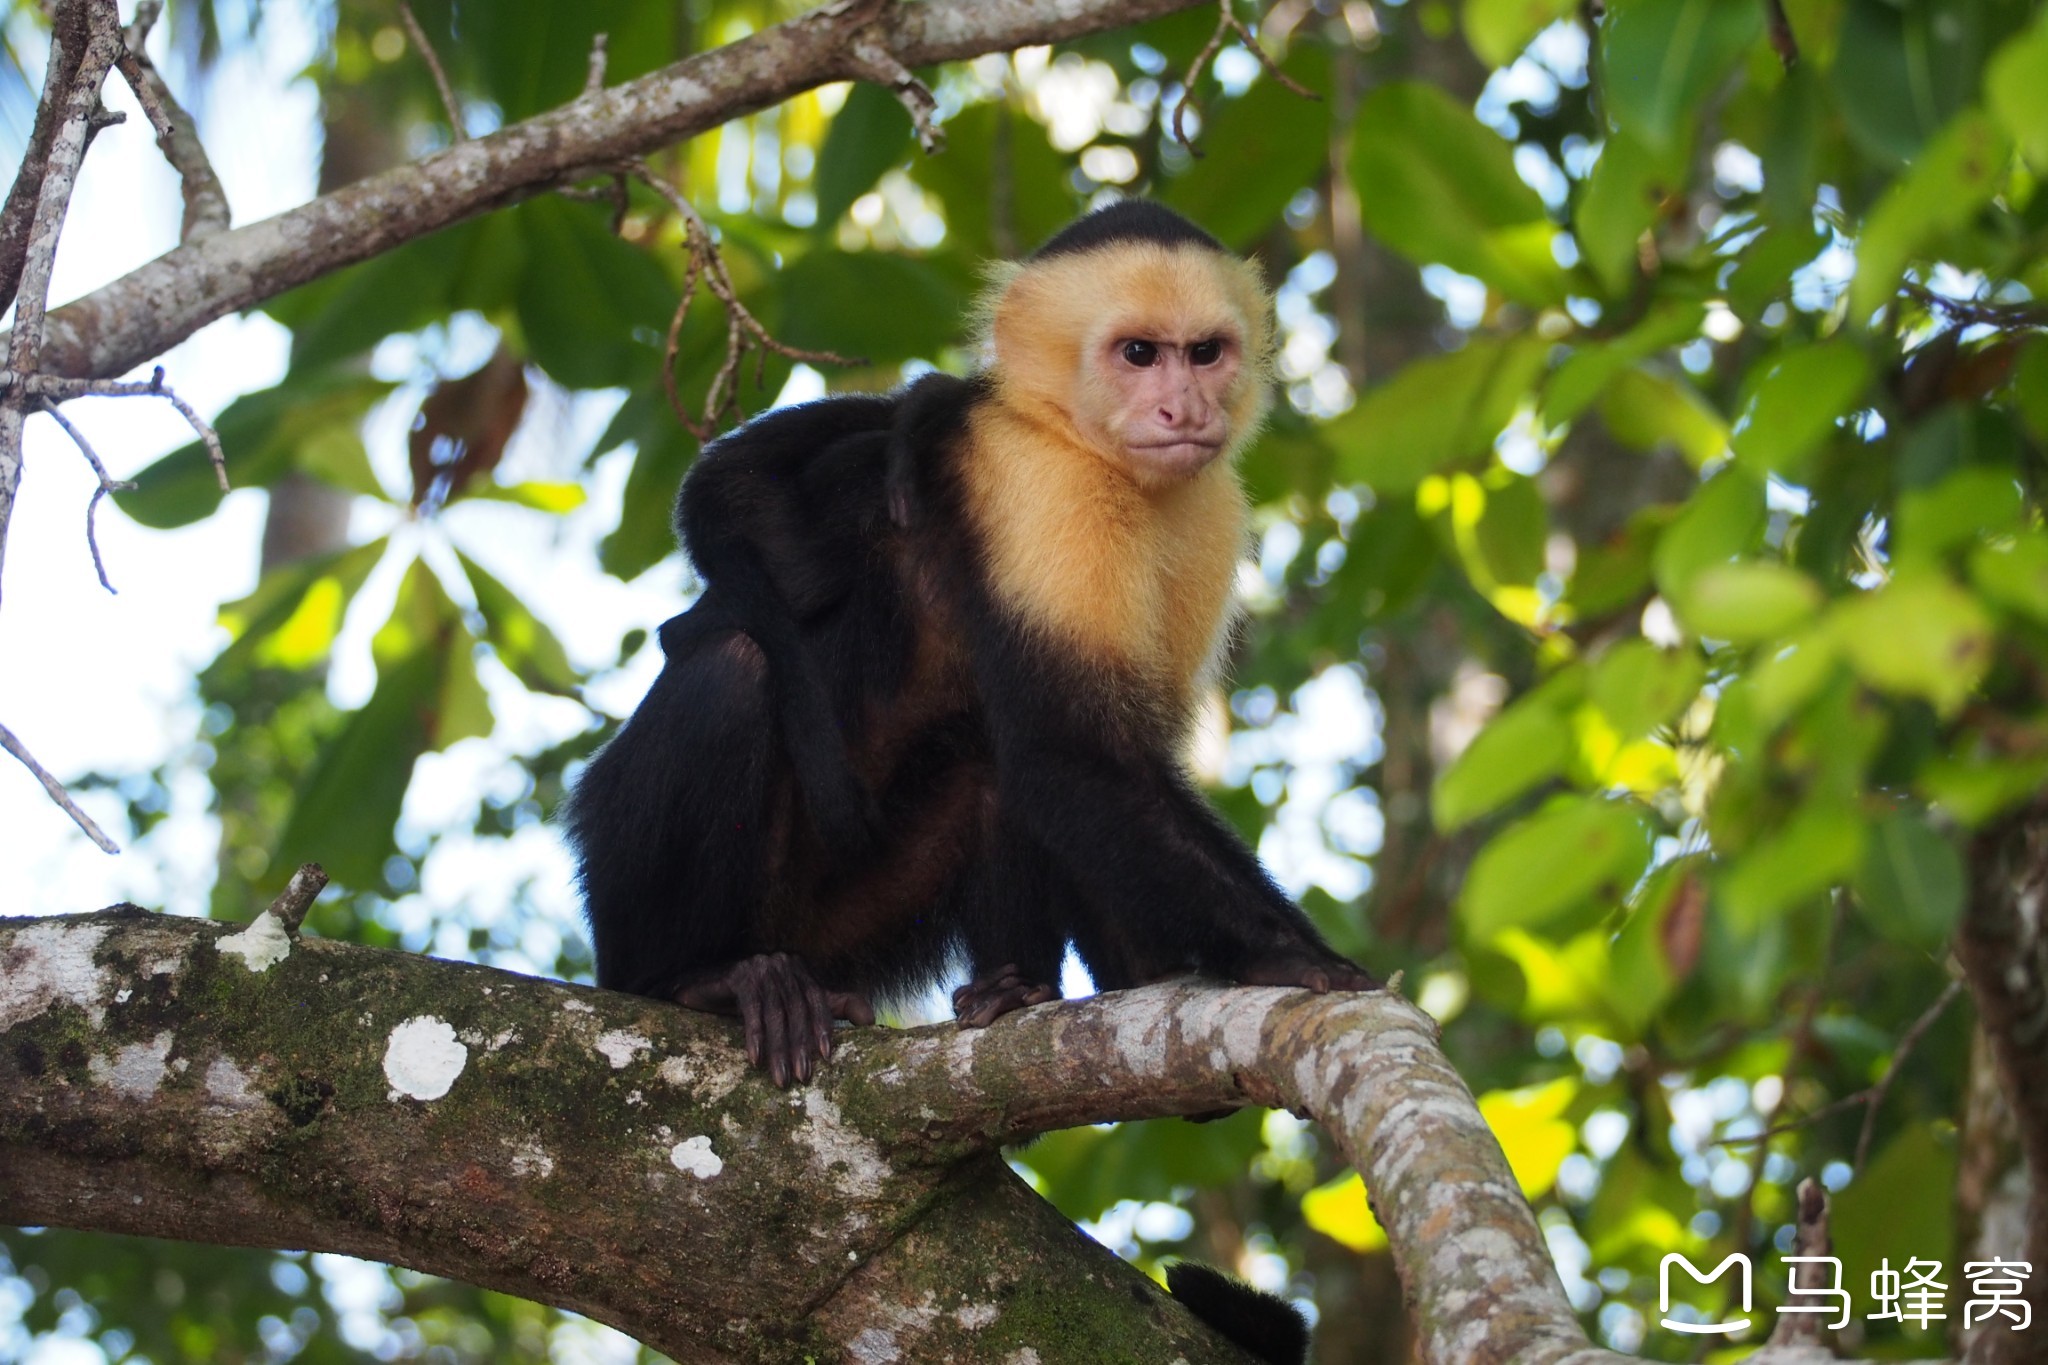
[1083,329,1245,484]
[984,241,1274,490]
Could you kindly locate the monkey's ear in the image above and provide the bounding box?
[888,372,981,528]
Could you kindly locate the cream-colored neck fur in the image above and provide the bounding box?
[961,400,1245,703]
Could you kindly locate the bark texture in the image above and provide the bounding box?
[1,907,1921,1363]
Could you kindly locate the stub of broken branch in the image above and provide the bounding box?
[264,863,329,933]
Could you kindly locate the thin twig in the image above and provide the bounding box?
[584,32,609,96]
[1854,978,1964,1170]
[0,0,127,608]
[1172,0,1316,154]
[0,368,232,493]
[0,720,119,853]
[625,161,862,438]
[36,399,135,594]
[264,862,329,933]
[1725,978,1966,1156]
[1902,281,2048,332]
[846,28,944,153]
[117,0,230,243]
[398,0,465,141]
[1764,0,1799,69]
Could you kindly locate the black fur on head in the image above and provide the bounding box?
[1029,199,1226,261]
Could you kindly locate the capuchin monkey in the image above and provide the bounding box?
[565,200,1377,1090]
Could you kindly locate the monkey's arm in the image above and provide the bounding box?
[676,399,896,857]
[975,631,1377,993]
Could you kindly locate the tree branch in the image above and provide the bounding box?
[13,0,1208,383]
[1956,810,2048,1363]
[116,0,231,244]
[1,908,1910,1364]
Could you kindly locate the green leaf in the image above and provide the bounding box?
[1164,49,1333,248]
[513,196,677,389]
[116,372,394,528]
[273,647,434,889]
[1597,367,1728,466]
[1988,9,2048,168]
[1850,110,2013,324]
[1969,533,2048,622]
[1463,0,1579,66]
[1836,572,1994,715]
[1651,467,1765,601]
[1677,561,1824,642]
[457,551,580,696]
[1599,0,1762,151]
[1472,472,1549,587]
[1730,340,1872,479]
[268,222,483,373]
[908,102,1075,260]
[1725,221,1828,321]
[1759,67,1824,227]
[1894,467,2023,562]
[1718,795,1864,928]
[461,0,679,123]
[774,250,963,363]
[206,539,389,680]
[597,390,694,581]
[1832,1126,1956,1299]
[1324,336,1548,491]
[1591,640,1705,738]
[1542,301,1705,424]
[2015,339,2048,442]
[1350,83,1568,306]
[1434,696,1574,830]
[1574,130,1686,298]
[1852,810,1963,947]
[1921,752,2048,825]
[1460,797,1652,941]
[814,83,914,231]
[460,481,588,513]
[1833,0,2021,163]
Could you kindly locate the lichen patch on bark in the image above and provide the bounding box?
[215,913,291,971]
[0,919,111,1029]
[383,1015,468,1101]
[88,1031,173,1098]
[669,1135,723,1179]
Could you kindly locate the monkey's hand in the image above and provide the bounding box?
[1234,950,1381,995]
[952,963,1059,1029]
[675,954,877,1087]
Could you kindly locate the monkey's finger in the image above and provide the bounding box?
[761,977,794,1087]
[676,977,739,1015]
[958,981,1056,1028]
[801,974,834,1063]
[736,986,768,1070]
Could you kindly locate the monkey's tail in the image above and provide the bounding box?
[1166,1262,1310,1365]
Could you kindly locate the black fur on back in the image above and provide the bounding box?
[1166,1262,1311,1365]
[1030,199,1225,261]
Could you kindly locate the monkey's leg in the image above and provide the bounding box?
[568,621,780,1000]
[677,953,876,1087]
[952,815,1065,1029]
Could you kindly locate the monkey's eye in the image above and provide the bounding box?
[1121,340,1159,367]
[1190,339,1225,366]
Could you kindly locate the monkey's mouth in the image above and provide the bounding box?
[1129,437,1226,473]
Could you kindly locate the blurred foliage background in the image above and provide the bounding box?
[4,0,2046,1358]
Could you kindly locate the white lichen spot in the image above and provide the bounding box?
[847,1329,899,1363]
[216,913,292,972]
[954,1302,999,1330]
[626,1089,645,1107]
[1002,1349,1043,1365]
[115,988,132,1004]
[797,1092,891,1197]
[509,1141,556,1178]
[89,1032,174,1099]
[383,1016,467,1101]
[487,1029,516,1051]
[204,1055,262,1108]
[562,998,595,1014]
[670,1135,724,1179]
[0,920,111,1029]
[595,1029,652,1069]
